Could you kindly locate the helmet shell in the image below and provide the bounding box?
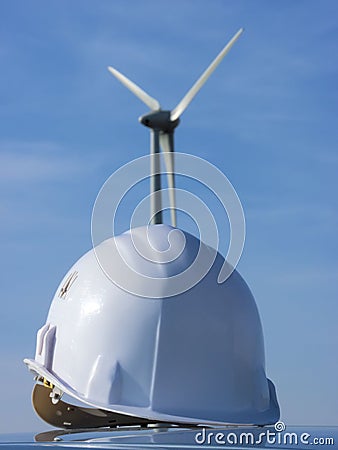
[25,224,279,425]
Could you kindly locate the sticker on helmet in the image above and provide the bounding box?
[58,271,78,299]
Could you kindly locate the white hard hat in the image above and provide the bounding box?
[24,224,279,427]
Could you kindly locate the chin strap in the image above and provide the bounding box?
[32,383,159,429]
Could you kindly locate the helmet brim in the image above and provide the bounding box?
[24,358,279,427]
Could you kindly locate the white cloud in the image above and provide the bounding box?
[0,140,101,183]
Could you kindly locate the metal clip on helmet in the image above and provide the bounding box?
[25,225,279,428]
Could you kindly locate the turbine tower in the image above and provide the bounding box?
[108,28,243,227]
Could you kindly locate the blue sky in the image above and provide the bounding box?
[0,0,337,433]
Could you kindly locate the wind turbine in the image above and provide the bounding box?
[108,28,243,227]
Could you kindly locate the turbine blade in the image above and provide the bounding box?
[160,132,177,227]
[107,66,161,111]
[171,28,244,121]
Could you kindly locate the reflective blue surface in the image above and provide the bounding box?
[0,426,337,449]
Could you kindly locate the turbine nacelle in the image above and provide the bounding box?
[139,111,180,132]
